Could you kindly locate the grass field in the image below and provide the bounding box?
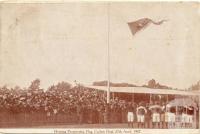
[36,123,130,128]
[0,123,199,134]
[1,122,198,129]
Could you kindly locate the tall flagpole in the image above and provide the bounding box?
[107,3,110,104]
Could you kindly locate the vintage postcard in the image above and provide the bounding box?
[0,1,200,134]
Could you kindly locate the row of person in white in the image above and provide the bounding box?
[127,106,194,124]
[165,113,191,124]
[127,106,147,123]
[181,113,193,124]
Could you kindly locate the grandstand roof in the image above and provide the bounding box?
[86,86,198,96]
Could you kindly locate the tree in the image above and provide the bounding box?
[29,78,40,90]
[190,80,200,90]
[2,85,8,90]
[14,86,21,91]
[56,81,71,91]
[47,85,56,91]
[148,79,156,88]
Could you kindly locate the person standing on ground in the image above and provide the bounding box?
[127,102,134,128]
[136,104,147,128]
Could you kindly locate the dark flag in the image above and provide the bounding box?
[127,18,167,36]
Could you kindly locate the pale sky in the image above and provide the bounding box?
[0,2,200,89]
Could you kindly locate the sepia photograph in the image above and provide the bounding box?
[0,1,200,133]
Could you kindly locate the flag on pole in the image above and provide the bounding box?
[127,18,167,36]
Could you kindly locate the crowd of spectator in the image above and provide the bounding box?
[0,80,132,125]
[0,79,198,128]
